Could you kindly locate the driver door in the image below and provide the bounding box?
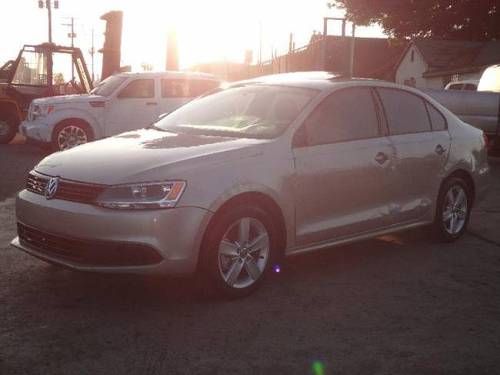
[105,78,158,136]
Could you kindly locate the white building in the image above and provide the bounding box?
[395,40,500,89]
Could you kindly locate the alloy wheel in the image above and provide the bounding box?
[217,217,270,289]
[442,184,468,235]
[57,125,88,150]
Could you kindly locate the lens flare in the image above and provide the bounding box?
[312,360,325,375]
[273,264,281,273]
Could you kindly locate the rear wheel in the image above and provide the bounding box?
[52,120,93,151]
[0,114,18,144]
[434,177,472,242]
[200,205,278,298]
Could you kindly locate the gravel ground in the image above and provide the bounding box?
[1,142,499,375]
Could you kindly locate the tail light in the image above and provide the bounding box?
[482,132,490,150]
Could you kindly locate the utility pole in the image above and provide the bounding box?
[62,17,76,80]
[258,21,263,66]
[38,0,59,43]
[90,28,95,82]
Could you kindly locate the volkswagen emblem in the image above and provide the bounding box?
[45,177,59,200]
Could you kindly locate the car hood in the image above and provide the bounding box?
[35,128,268,185]
[33,94,105,106]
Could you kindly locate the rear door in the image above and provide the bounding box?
[292,87,396,246]
[105,78,158,135]
[376,87,451,224]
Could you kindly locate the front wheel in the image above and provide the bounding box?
[52,120,93,151]
[434,177,472,242]
[0,114,18,144]
[200,205,279,298]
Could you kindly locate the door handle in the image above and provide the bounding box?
[146,102,158,105]
[374,152,389,165]
[435,144,447,155]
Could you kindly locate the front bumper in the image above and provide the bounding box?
[11,190,213,276]
[19,119,52,143]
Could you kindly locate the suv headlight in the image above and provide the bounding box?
[32,104,55,120]
[96,181,186,209]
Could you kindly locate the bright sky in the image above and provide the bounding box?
[1,0,384,78]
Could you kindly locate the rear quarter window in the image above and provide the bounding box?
[426,102,447,131]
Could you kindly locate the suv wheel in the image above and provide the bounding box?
[200,205,278,298]
[52,120,93,151]
[434,177,472,242]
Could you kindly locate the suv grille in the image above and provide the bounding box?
[18,222,163,267]
[26,172,105,204]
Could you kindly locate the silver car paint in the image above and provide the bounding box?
[11,77,490,275]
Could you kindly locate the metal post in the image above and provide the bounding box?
[349,23,356,78]
[91,28,95,82]
[47,0,52,43]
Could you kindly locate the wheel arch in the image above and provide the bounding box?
[196,191,288,271]
[0,100,22,124]
[443,168,476,205]
[53,117,95,139]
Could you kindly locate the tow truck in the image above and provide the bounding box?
[0,43,92,144]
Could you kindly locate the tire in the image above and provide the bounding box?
[433,177,472,242]
[0,114,18,144]
[51,119,93,151]
[199,205,280,298]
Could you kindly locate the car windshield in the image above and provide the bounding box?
[90,75,127,96]
[154,85,318,139]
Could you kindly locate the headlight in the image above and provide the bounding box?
[31,104,55,120]
[96,181,186,209]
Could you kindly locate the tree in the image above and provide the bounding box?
[329,0,500,40]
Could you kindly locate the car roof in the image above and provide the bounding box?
[116,71,219,80]
[231,71,412,92]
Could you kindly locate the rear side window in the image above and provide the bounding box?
[162,79,190,97]
[426,102,447,131]
[303,87,380,146]
[118,79,155,98]
[378,88,431,135]
[162,79,219,98]
[189,80,220,97]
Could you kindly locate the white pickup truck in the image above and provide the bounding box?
[424,64,500,153]
[20,71,220,150]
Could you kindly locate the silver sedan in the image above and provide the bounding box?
[11,72,490,298]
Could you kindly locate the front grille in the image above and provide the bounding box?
[18,222,163,267]
[26,172,105,204]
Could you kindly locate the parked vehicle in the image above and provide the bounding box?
[444,80,478,91]
[19,71,220,151]
[0,43,93,144]
[11,72,490,298]
[425,64,500,152]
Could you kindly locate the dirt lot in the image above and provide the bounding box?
[1,141,500,375]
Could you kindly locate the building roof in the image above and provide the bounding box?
[406,39,500,77]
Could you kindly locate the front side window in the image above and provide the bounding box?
[118,79,155,98]
[377,88,431,135]
[301,87,380,146]
[154,85,317,139]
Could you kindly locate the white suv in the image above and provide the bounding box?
[20,71,220,150]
